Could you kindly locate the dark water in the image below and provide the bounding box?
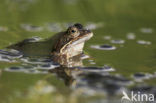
[0,0,156,103]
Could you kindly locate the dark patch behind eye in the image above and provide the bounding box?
[74,23,83,29]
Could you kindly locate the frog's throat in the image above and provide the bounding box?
[60,32,93,53]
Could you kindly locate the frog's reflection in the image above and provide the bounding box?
[49,54,132,98]
[52,53,83,67]
[49,67,75,86]
[49,54,83,86]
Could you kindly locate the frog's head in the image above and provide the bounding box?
[53,23,93,58]
[66,23,93,46]
[61,23,93,55]
[66,25,80,38]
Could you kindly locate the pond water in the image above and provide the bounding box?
[0,0,156,103]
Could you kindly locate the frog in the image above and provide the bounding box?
[7,23,93,63]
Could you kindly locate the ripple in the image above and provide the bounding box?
[38,64,59,70]
[62,22,73,28]
[130,85,154,93]
[76,73,133,95]
[0,56,15,62]
[77,65,115,72]
[140,28,153,33]
[91,44,116,50]
[21,57,54,64]
[24,69,46,74]
[5,65,49,74]
[137,40,151,45]
[21,24,43,32]
[103,35,111,40]
[5,66,26,72]
[21,36,42,43]
[110,39,125,44]
[132,72,153,82]
[0,49,23,62]
[80,54,90,59]
[0,26,8,32]
[85,22,103,30]
[21,57,59,70]
[46,23,62,32]
[126,33,136,40]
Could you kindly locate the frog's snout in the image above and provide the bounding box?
[84,29,90,33]
[85,30,93,37]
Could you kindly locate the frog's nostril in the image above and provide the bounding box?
[86,30,91,33]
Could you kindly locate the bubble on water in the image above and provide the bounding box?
[22,65,35,70]
[20,57,59,72]
[5,65,50,74]
[26,36,42,42]
[89,62,96,65]
[132,72,154,82]
[103,65,115,71]
[19,36,42,43]
[88,60,94,62]
[0,26,8,32]
[0,56,15,62]
[20,24,43,32]
[126,33,136,40]
[154,72,156,78]
[0,49,23,58]
[46,23,62,32]
[76,66,115,72]
[24,69,45,74]
[88,59,96,64]
[137,40,151,45]
[103,35,111,40]
[5,66,25,72]
[62,22,74,28]
[0,49,23,62]
[90,44,116,50]
[110,39,125,44]
[85,22,103,30]
[81,54,90,59]
[140,28,153,33]
[38,64,59,70]
[76,73,133,95]
[21,57,55,65]
[130,85,154,93]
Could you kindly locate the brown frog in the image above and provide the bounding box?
[7,23,93,65]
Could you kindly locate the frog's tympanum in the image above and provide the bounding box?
[7,23,93,66]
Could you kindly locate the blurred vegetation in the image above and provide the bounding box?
[0,0,156,103]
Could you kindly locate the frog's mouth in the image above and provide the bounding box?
[70,30,93,46]
[61,30,93,52]
[60,30,93,52]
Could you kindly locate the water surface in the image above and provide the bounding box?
[0,0,156,103]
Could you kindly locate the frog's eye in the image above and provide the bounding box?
[71,30,76,33]
[67,27,80,38]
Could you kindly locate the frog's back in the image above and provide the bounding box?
[7,32,64,57]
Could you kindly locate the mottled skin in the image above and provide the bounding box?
[52,24,93,58]
[7,23,93,62]
[52,26,80,53]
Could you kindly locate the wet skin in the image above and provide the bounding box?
[7,23,93,62]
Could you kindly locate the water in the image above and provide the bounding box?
[0,0,156,103]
